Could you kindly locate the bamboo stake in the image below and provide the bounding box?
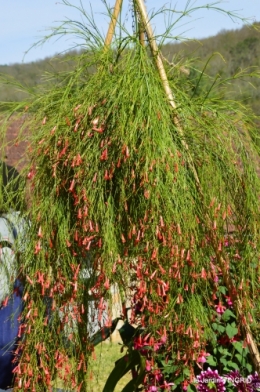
[139,28,145,47]
[134,0,177,109]
[133,0,146,47]
[134,0,260,372]
[104,0,123,50]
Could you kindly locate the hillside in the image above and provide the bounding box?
[0,22,260,114]
[162,22,260,115]
[0,50,80,102]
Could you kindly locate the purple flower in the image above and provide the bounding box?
[196,368,226,392]
[226,371,260,392]
[226,370,250,392]
[248,372,260,392]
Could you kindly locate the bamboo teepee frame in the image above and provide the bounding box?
[104,0,260,372]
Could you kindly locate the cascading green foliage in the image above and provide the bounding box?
[1,1,260,391]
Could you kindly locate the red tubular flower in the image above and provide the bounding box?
[37,226,43,238]
[100,148,108,160]
[34,240,42,254]
[69,179,75,192]
[104,278,110,290]
[104,170,110,180]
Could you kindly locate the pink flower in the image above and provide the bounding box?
[146,360,152,371]
[215,302,226,315]
[133,336,149,355]
[154,369,163,382]
[160,334,167,344]
[182,380,189,391]
[148,386,158,392]
[197,351,210,363]
[225,296,233,306]
[153,342,162,352]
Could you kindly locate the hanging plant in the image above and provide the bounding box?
[0,1,260,391]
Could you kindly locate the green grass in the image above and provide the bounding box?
[86,342,132,392]
[53,342,132,392]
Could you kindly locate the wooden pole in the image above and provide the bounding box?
[139,25,145,47]
[104,0,123,50]
[135,0,260,372]
[133,1,145,47]
[134,0,177,110]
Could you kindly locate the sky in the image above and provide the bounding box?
[1,0,260,65]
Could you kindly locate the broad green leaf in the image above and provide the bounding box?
[220,357,227,366]
[226,324,238,339]
[206,356,217,366]
[246,363,253,373]
[227,361,239,370]
[235,354,243,363]
[232,341,243,354]
[212,323,225,333]
[218,286,227,295]
[174,375,185,385]
[221,309,236,321]
[187,384,197,392]
[222,349,231,357]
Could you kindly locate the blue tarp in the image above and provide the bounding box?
[0,280,23,390]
